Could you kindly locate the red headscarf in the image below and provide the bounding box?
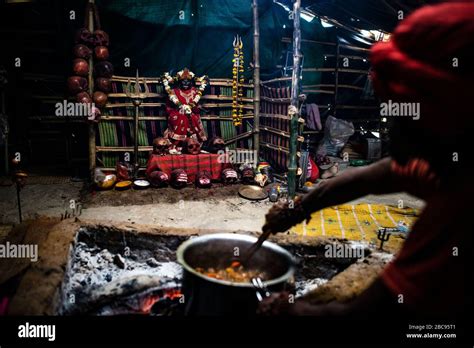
[370,2,474,136]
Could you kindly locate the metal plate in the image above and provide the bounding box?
[115,180,132,190]
[238,185,268,200]
[133,179,150,189]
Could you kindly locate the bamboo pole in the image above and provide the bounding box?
[334,39,340,117]
[302,67,368,74]
[224,131,253,145]
[252,0,260,157]
[96,146,153,152]
[261,126,291,138]
[260,141,290,154]
[87,0,96,179]
[300,89,334,95]
[282,37,336,46]
[259,113,291,120]
[99,114,255,121]
[105,102,254,109]
[1,84,7,174]
[281,37,371,52]
[110,76,255,87]
[302,84,364,90]
[261,76,292,84]
[288,0,301,199]
[133,102,139,174]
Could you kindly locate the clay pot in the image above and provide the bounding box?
[72,58,89,77]
[67,76,88,95]
[73,44,91,59]
[94,46,109,61]
[95,77,111,93]
[94,61,113,78]
[93,91,108,108]
[93,30,110,46]
[75,28,93,46]
[76,91,92,104]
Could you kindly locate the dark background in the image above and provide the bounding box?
[0,0,439,176]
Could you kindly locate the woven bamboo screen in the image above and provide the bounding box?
[96,76,255,170]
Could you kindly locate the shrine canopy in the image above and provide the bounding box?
[97,0,331,84]
[96,0,432,84]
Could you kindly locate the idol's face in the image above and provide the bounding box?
[180,79,192,90]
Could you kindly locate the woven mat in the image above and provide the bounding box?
[291,203,419,251]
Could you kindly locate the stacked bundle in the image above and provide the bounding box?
[66,3,113,120]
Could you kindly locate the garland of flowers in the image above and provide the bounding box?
[232,37,244,126]
[238,42,244,125]
[161,69,208,115]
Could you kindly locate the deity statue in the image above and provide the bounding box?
[162,68,208,150]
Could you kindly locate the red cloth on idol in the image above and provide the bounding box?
[164,87,207,143]
[146,153,232,183]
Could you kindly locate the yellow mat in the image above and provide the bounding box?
[290,204,419,250]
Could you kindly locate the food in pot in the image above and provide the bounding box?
[195,261,268,283]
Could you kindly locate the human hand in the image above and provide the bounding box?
[257,292,318,316]
[262,197,310,234]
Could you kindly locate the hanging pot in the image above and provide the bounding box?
[76,91,92,104]
[73,44,92,59]
[67,76,88,95]
[95,77,111,93]
[93,91,108,108]
[74,28,94,46]
[94,61,114,78]
[72,58,89,77]
[93,29,109,47]
[94,46,109,61]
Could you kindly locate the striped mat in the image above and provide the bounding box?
[291,203,419,251]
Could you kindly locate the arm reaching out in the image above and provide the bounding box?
[301,157,398,213]
[263,158,397,234]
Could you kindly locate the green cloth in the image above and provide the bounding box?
[97,0,332,84]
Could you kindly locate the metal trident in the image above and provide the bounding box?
[125,69,153,106]
[233,35,243,68]
[233,34,243,48]
[124,70,158,177]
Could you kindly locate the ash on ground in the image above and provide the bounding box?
[295,278,328,297]
[58,241,182,315]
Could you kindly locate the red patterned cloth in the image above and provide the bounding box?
[163,87,207,143]
[146,153,232,183]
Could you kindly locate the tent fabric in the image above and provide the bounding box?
[96,0,330,85]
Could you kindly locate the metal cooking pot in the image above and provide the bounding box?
[177,233,295,316]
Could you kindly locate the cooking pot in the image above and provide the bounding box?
[177,233,295,315]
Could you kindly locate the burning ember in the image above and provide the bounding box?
[57,227,188,315]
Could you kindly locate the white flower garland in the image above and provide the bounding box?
[161,70,208,114]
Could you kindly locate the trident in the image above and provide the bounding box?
[125,70,157,177]
[232,35,243,68]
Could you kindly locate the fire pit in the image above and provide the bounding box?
[56,226,366,315]
[57,227,189,315]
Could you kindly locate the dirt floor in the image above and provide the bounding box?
[0,170,422,315]
[0,177,424,232]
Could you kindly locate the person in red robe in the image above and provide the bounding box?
[259,2,474,319]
